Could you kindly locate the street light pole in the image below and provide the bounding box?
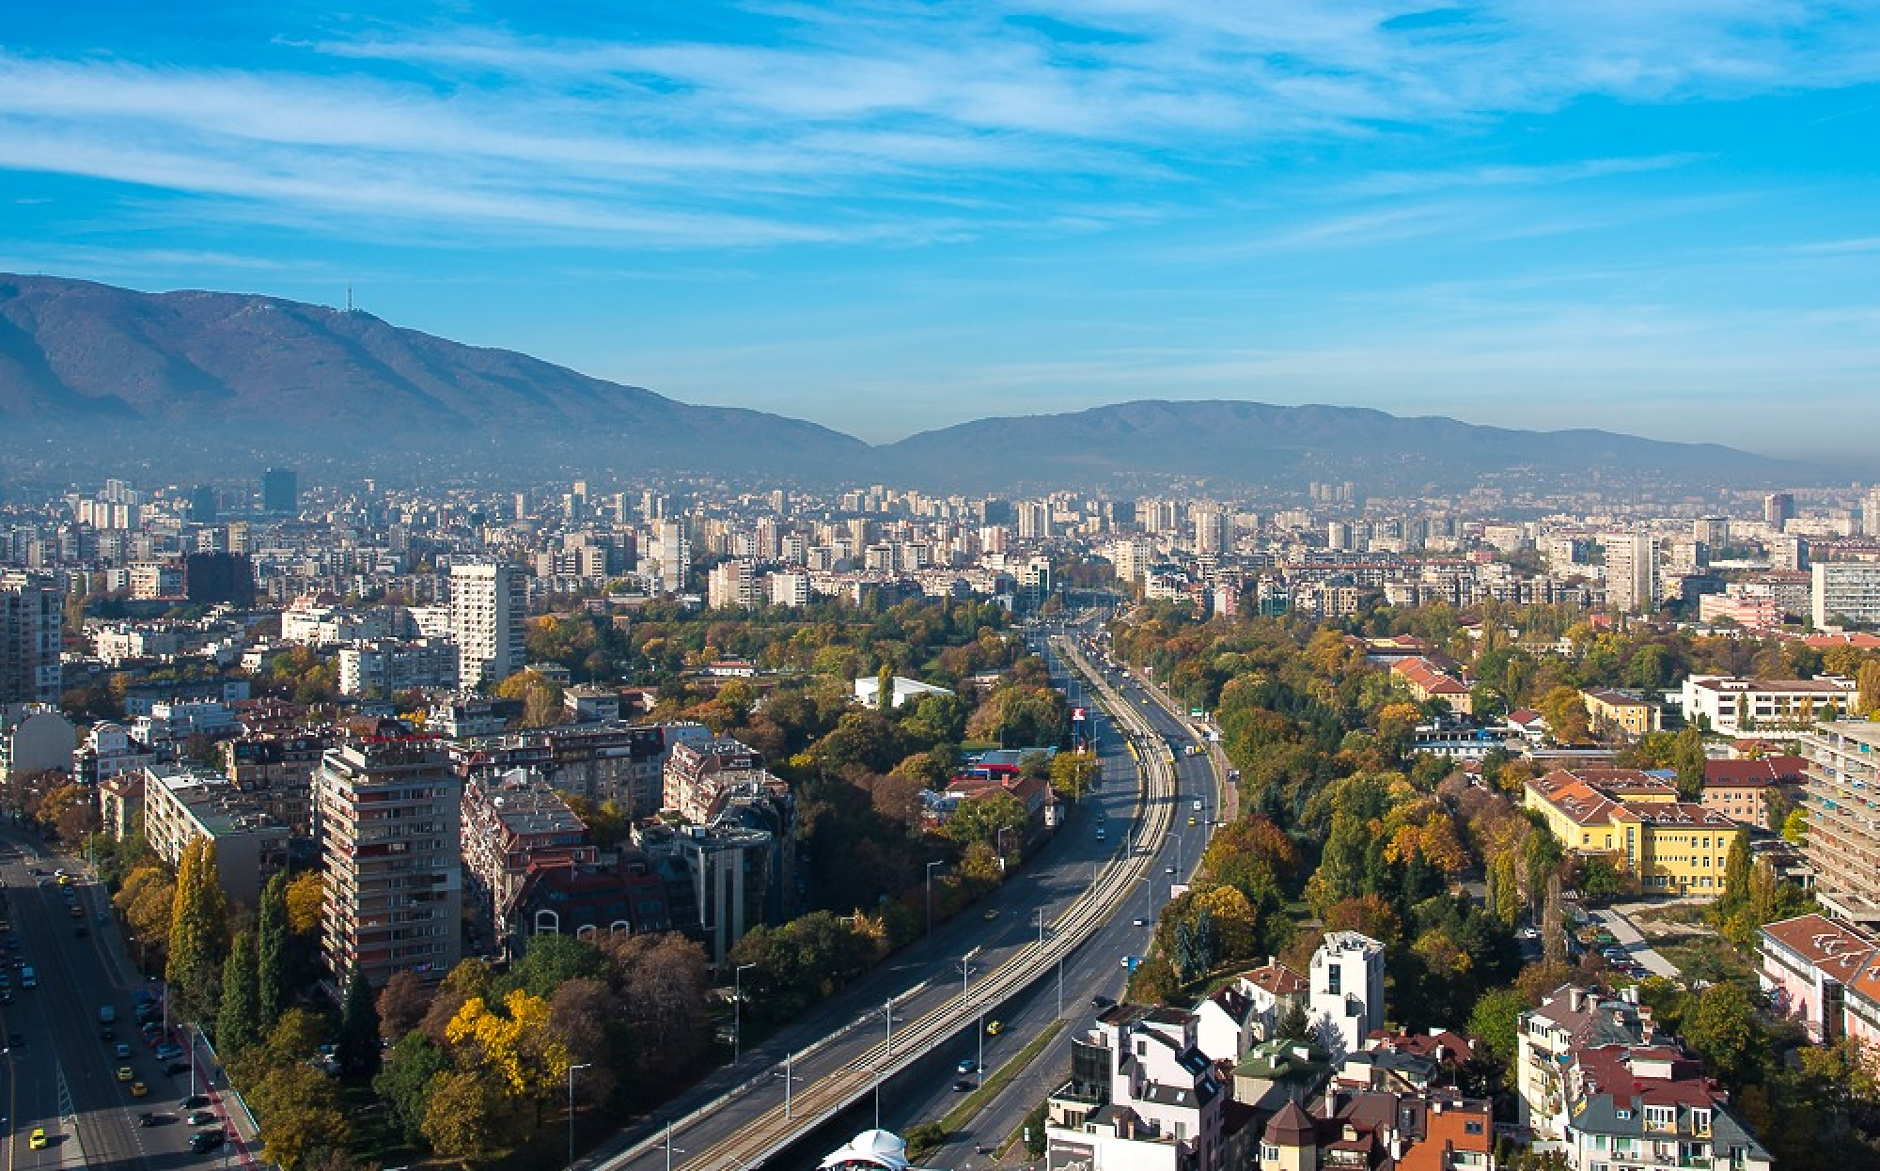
[733,962,756,1066]
[566,1062,592,1170]
[926,861,944,939]
[664,1121,685,1171]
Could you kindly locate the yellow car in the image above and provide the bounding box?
[117,1066,134,1081]
[29,1128,46,1150]
[986,1020,1003,1036]
[131,1081,148,1097]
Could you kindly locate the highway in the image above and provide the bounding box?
[894,623,1230,1171]
[586,612,1225,1171]
[587,614,1217,1171]
[0,832,241,1171]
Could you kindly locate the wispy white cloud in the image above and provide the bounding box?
[1,2,1874,247]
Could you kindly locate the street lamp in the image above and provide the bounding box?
[959,948,979,1003]
[733,963,756,1065]
[925,861,945,939]
[664,1121,686,1171]
[566,1062,592,1171]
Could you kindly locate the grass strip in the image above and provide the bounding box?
[908,1021,1068,1160]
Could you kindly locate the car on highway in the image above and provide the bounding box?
[951,1079,973,1092]
[1188,816,1198,827]
[957,1059,977,1074]
[131,1081,148,1097]
[1091,995,1116,1009]
[189,1129,227,1153]
[982,909,999,920]
[1165,865,1176,875]
[1132,917,1147,927]
[986,1020,1003,1035]
[29,1128,46,1150]
[137,1112,163,1127]
[116,1042,133,1058]
[118,1065,135,1081]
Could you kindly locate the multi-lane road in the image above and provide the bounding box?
[587,614,1223,1171]
[0,834,242,1171]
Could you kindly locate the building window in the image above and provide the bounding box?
[1328,965,1342,996]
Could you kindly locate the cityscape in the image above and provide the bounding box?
[6,468,1880,1171]
[5,3,1880,1171]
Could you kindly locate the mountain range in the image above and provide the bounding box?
[0,273,1828,494]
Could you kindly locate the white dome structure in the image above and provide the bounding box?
[819,1129,913,1171]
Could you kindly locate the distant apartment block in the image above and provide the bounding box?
[707,559,756,609]
[1602,531,1657,614]
[449,561,526,688]
[315,735,463,987]
[338,637,459,696]
[663,737,788,824]
[0,574,61,705]
[1813,560,1880,628]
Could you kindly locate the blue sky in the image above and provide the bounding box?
[3,2,1878,458]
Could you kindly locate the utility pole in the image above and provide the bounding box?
[926,861,944,940]
[733,963,756,1065]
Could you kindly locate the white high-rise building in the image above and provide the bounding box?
[449,561,525,687]
[655,521,690,594]
[707,560,756,610]
[1308,930,1385,1060]
[1602,531,1656,614]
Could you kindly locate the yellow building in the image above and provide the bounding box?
[1581,688,1661,738]
[1525,769,1744,898]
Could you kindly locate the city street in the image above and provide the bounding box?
[0,832,249,1171]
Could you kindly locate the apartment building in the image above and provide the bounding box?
[663,737,789,824]
[1258,1088,1494,1171]
[449,561,526,688]
[0,574,61,705]
[222,731,327,836]
[1799,721,1880,927]
[460,771,595,952]
[1602,532,1656,614]
[707,559,756,609]
[1812,560,1880,628]
[338,637,459,696]
[140,763,289,907]
[452,721,671,816]
[1758,913,1877,1044]
[315,735,463,987]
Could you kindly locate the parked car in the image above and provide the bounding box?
[155,1042,184,1060]
[189,1129,226,1153]
[187,1110,218,1126]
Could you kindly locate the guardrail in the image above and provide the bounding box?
[596,638,1175,1171]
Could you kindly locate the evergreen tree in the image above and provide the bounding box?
[1721,832,1752,909]
[337,965,383,1079]
[218,929,262,1057]
[257,871,290,1028]
[1275,998,1310,1043]
[1673,726,1707,800]
[167,838,230,1021]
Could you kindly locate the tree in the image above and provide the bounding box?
[374,1032,453,1145]
[378,970,432,1042]
[167,838,230,1021]
[1683,982,1761,1085]
[285,870,324,934]
[501,933,607,1000]
[445,990,570,1118]
[1721,832,1752,908]
[1274,998,1311,1043]
[942,791,1027,854]
[1537,687,1592,745]
[218,929,262,1057]
[1468,986,1527,1064]
[1672,726,1707,800]
[250,1061,351,1170]
[337,965,383,1079]
[422,1069,515,1164]
[257,872,291,1028]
